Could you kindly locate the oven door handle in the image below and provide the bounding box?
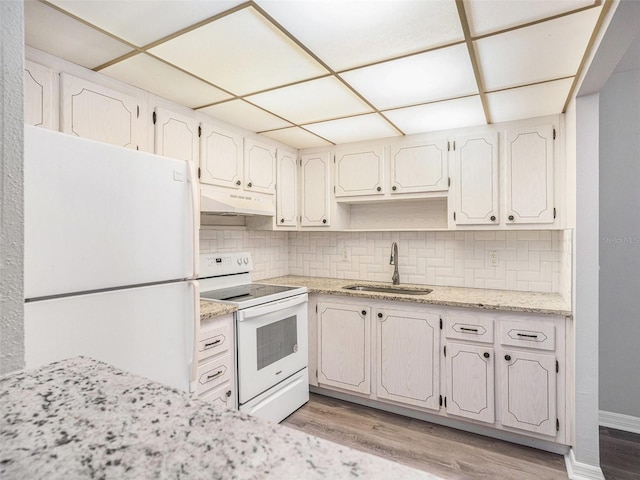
[239,294,308,321]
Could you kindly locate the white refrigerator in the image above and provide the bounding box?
[24,126,200,392]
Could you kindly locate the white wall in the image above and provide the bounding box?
[599,67,640,418]
[0,0,25,375]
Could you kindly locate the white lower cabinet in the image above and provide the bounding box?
[445,342,495,423]
[196,313,236,410]
[376,307,440,410]
[317,301,371,394]
[310,294,568,445]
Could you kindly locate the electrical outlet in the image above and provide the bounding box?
[342,247,350,262]
[489,250,499,267]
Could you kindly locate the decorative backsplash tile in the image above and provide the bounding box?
[200,228,570,294]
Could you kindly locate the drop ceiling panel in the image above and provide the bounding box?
[486,78,574,123]
[305,114,400,145]
[149,7,328,96]
[49,0,242,47]
[384,96,486,135]
[464,0,597,37]
[475,7,602,90]
[198,100,293,132]
[246,77,372,124]
[341,44,478,110]
[102,54,232,109]
[24,1,133,69]
[260,127,332,149]
[258,0,464,71]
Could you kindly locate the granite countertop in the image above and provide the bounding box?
[260,276,572,316]
[0,357,440,480]
[200,300,237,321]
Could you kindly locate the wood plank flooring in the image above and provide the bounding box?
[600,426,640,480]
[282,393,639,480]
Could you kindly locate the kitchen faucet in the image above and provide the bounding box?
[390,242,400,285]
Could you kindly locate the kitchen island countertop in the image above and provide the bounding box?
[0,357,439,480]
[261,275,571,316]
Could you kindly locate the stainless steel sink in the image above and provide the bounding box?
[343,285,433,295]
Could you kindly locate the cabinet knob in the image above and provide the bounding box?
[508,215,515,221]
[322,219,327,224]
[483,352,490,359]
[505,354,512,361]
[377,312,383,318]
[490,215,496,221]
[361,310,367,316]
[236,180,241,186]
[392,185,397,191]
[247,182,253,187]
[226,390,231,397]
[376,186,382,192]
[280,218,284,223]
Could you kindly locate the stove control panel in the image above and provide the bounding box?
[199,252,253,278]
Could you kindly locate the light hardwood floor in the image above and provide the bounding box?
[282,393,639,480]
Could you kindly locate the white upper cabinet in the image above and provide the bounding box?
[300,152,331,226]
[153,107,198,164]
[244,138,276,195]
[389,139,449,194]
[60,73,142,150]
[452,133,499,225]
[24,60,54,129]
[505,125,555,224]
[334,147,384,197]
[199,123,243,189]
[276,148,298,227]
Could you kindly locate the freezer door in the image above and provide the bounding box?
[25,281,198,392]
[24,126,198,299]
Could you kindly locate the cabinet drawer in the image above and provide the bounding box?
[196,355,232,394]
[198,321,231,362]
[500,320,555,351]
[199,383,235,410]
[445,313,494,344]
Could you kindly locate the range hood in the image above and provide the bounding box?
[200,187,275,217]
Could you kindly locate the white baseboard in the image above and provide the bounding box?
[565,449,605,480]
[599,410,640,434]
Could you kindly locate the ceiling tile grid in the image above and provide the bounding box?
[23,0,608,149]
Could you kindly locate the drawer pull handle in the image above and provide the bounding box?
[517,333,538,339]
[207,370,223,380]
[204,339,222,348]
[460,327,478,333]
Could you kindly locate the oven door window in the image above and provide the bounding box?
[256,315,297,370]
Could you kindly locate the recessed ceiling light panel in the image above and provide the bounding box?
[199,100,293,132]
[305,114,400,144]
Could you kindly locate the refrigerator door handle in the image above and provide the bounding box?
[189,279,200,393]
[188,161,200,278]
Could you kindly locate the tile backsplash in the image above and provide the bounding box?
[200,228,570,294]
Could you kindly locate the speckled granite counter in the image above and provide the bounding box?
[0,357,440,480]
[200,299,236,321]
[261,276,571,316]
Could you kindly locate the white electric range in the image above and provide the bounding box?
[199,252,309,423]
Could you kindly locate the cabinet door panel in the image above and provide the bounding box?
[199,123,242,189]
[276,149,298,227]
[390,140,448,194]
[453,134,499,225]
[335,148,384,197]
[317,302,370,394]
[505,125,555,224]
[446,342,495,423]
[60,73,139,149]
[501,350,556,436]
[300,152,330,226]
[244,139,276,194]
[24,60,54,129]
[154,107,198,163]
[376,308,440,410]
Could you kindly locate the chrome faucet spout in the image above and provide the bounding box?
[390,242,400,285]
